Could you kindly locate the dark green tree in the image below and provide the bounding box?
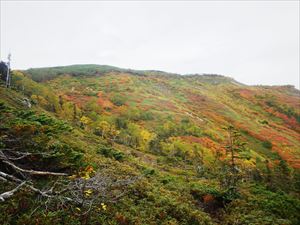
[274,158,292,192]
[222,125,248,191]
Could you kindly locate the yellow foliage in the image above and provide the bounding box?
[84,189,93,197]
[31,94,48,106]
[96,121,120,140]
[140,129,152,142]
[79,165,95,180]
[82,173,90,180]
[80,116,92,125]
[101,203,107,210]
[139,129,156,151]
[68,174,77,180]
[97,121,110,130]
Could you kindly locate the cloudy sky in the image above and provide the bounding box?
[0,1,299,88]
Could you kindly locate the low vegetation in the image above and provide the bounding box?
[0,65,299,224]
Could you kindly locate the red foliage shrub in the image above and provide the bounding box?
[115,212,129,225]
[203,194,215,204]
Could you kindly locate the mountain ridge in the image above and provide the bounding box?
[22,64,298,91]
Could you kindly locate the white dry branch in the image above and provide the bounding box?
[0,129,140,215]
[2,160,68,176]
[0,151,140,214]
[0,181,26,202]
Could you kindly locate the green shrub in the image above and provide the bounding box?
[259,119,269,125]
[262,140,272,149]
[140,111,154,121]
[143,168,156,176]
[161,175,176,185]
[97,145,125,161]
[111,94,126,106]
[224,185,300,225]
[190,183,223,199]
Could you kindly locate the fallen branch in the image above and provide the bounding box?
[0,171,72,201]
[0,181,26,202]
[0,171,22,183]
[0,176,8,182]
[3,160,68,176]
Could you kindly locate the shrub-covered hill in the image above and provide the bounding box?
[0,65,300,225]
[24,65,300,168]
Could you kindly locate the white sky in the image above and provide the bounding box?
[0,1,299,88]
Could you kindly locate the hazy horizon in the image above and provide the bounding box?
[0,1,299,88]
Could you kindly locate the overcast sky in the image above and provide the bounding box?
[0,1,299,88]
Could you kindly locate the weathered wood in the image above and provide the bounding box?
[3,160,68,176]
[0,182,26,202]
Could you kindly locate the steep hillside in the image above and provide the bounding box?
[24,65,300,168]
[0,65,300,225]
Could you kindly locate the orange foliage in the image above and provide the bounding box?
[97,92,114,109]
[64,94,92,107]
[112,105,128,115]
[119,75,131,84]
[259,128,291,146]
[265,107,300,131]
[203,111,226,124]
[238,89,254,100]
[180,136,220,151]
[203,194,215,203]
[186,93,207,103]
[115,212,129,225]
[272,146,300,168]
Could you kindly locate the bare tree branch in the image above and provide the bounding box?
[0,171,22,183]
[0,181,26,202]
[2,160,68,176]
[0,176,8,182]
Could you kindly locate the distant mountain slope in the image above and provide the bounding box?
[24,65,300,167]
[24,64,242,84]
[1,65,299,225]
[24,64,177,82]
